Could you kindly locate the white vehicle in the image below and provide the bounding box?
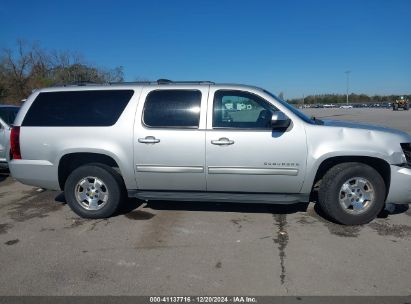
[340,105,353,109]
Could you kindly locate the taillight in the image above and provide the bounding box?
[10,126,21,160]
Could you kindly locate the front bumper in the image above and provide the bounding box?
[386,165,411,204]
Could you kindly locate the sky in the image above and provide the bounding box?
[0,0,410,99]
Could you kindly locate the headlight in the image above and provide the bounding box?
[400,143,411,166]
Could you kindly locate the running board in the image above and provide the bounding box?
[128,190,309,204]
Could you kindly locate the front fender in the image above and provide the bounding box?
[300,124,406,194]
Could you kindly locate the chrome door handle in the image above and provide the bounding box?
[138,136,160,144]
[211,137,235,145]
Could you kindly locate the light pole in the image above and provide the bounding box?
[345,70,351,104]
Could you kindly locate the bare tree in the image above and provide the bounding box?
[0,40,34,103]
[0,40,124,104]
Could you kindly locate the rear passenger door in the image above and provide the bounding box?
[134,86,208,191]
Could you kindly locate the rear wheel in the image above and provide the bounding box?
[318,162,386,225]
[64,164,125,218]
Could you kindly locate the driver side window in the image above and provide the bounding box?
[213,90,278,129]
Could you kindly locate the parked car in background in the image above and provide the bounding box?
[393,96,409,111]
[340,105,353,109]
[0,105,20,169]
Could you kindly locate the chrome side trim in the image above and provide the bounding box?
[136,165,204,173]
[207,166,298,176]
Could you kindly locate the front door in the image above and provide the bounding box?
[206,88,307,193]
[134,86,209,191]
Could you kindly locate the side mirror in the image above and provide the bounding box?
[271,112,291,129]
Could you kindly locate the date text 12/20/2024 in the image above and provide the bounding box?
[150,297,257,303]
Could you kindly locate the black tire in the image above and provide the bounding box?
[64,163,125,218]
[318,162,386,225]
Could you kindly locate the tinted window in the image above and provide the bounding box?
[0,107,19,125]
[22,90,134,127]
[213,90,278,129]
[143,90,201,128]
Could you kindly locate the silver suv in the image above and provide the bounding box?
[8,80,411,225]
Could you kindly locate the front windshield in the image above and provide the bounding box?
[262,90,317,124]
[0,107,19,126]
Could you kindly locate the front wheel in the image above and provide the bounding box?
[318,163,386,225]
[64,164,125,218]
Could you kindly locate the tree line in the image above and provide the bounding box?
[1,41,409,106]
[288,93,410,105]
[0,41,124,105]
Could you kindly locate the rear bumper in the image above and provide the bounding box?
[386,165,411,204]
[8,159,60,190]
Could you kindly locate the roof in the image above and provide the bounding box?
[37,80,265,94]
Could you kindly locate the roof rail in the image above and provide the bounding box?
[109,81,151,85]
[69,81,101,86]
[157,79,214,85]
[51,81,150,87]
[50,81,108,87]
[51,79,215,87]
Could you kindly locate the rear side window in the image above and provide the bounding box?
[22,90,134,126]
[143,90,201,128]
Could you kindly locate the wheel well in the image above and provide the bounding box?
[58,153,121,190]
[312,156,391,197]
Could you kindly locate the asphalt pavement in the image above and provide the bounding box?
[0,108,410,296]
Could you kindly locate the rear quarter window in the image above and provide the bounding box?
[22,90,134,127]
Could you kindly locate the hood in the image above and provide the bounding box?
[321,119,410,138]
